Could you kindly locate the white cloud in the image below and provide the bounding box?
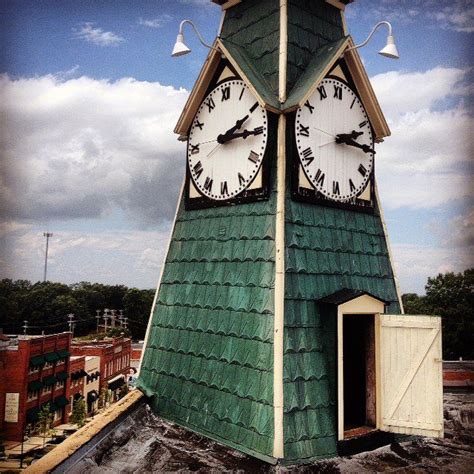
[392,239,474,294]
[73,23,125,47]
[0,74,188,225]
[0,222,170,287]
[372,67,473,210]
[138,15,173,28]
[349,0,474,33]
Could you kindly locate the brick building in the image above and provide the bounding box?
[71,337,131,401]
[0,333,71,441]
[67,356,86,422]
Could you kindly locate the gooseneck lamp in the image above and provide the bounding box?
[171,20,217,57]
[346,20,400,59]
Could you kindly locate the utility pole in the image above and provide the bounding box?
[67,313,76,337]
[43,232,53,282]
[96,310,101,334]
[22,320,28,335]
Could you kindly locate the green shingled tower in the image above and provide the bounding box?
[138,0,402,464]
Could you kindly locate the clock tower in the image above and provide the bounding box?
[138,0,443,464]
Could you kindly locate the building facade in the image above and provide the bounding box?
[84,356,100,415]
[0,333,71,441]
[71,337,131,401]
[67,356,86,422]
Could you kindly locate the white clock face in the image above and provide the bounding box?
[295,77,374,202]
[188,79,268,200]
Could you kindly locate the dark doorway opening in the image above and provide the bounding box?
[343,314,376,437]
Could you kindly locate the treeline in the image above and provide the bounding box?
[1,269,472,358]
[402,268,473,360]
[0,280,154,340]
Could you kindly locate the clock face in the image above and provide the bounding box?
[295,77,374,202]
[187,80,268,201]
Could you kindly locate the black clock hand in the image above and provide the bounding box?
[335,130,375,154]
[335,130,364,142]
[337,136,375,154]
[217,114,250,144]
[218,127,264,143]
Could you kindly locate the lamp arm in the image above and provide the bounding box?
[346,21,393,53]
[179,20,217,51]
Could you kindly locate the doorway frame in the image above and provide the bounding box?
[337,295,385,440]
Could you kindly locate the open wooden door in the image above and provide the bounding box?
[379,315,444,438]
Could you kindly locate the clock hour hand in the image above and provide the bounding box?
[217,114,250,144]
[336,130,375,154]
[218,127,264,143]
[335,130,364,142]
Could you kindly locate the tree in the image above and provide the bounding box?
[402,268,474,360]
[424,269,473,360]
[37,404,53,448]
[70,398,87,427]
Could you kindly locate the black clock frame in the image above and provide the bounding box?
[290,61,376,214]
[184,60,273,210]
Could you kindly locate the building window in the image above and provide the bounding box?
[44,361,53,370]
[27,390,39,401]
[54,409,62,422]
[42,385,52,395]
[55,381,65,390]
[28,366,40,375]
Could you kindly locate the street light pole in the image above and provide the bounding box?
[43,232,53,282]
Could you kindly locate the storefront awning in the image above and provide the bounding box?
[30,355,45,367]
[54,395,69,407]
[42,375,57,386]
[26,407,40,423]
[56,371,68,381]
[28,380,43,391]
[44,352,60,362]
[47,402,58,412]
[57,349,70,358]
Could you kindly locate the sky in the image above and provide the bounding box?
[0,0,472,294]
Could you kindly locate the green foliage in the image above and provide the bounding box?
[37,403,53,441]
[0,279,153,339]
[70,398,87,427]
[402,268,473,360]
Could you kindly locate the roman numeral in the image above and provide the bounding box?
[253,126,264,136]
[193,161,203,179]
[195,120,204,130]
[298,124,310,137]
[333,85,342,100]
[190,144,200,155]
[333,181,340,195]
[315,169,325,186]
[248,150,259,163]
[204,176,213,192]
[350,98,356,109]
[304,100,314,114]
[317,85,327,100]
[220,181,228,195]
[349,179,356,192]
[205,97,215,113]
[249,101,259,113]
[359,120,368,128]
[238,172,246,186]
[239,87,245,100]
[358,164,367,177]
[221,86,230,101]
[302,147,314,165]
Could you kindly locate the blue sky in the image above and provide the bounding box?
[0,0,472,293]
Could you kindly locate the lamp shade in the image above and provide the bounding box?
[172,33,191,57]
[378,35,399,59]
